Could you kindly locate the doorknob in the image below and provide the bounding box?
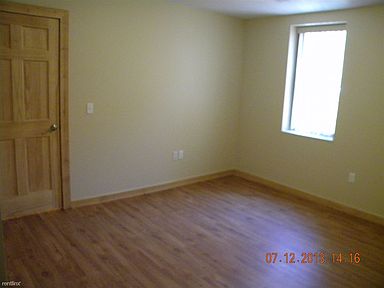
[49,124,59,132]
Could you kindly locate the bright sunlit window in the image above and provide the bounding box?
[282,23,347,141]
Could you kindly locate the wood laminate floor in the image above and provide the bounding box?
[3,176,384,287]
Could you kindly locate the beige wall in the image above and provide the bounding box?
[238,6,384,217]
[9,0,244,200]
[6,1,384,218]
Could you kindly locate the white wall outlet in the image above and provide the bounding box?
[348,172,356,183]
[173,151,179,161]
[87,102,94,114]
[178,150,184,160]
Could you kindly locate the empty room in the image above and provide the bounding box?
[0,0,383,287]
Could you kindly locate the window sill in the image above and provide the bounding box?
[282,129,334,142]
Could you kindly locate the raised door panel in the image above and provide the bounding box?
[0,58,13,122]
[0,24,10,48]
[24,60,49,120]
[0,140,17,199]
[22,26,48,50]
[26,137,51,193]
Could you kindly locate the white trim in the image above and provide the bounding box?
[295,22,347,33]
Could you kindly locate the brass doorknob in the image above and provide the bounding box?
[49,124,59,132]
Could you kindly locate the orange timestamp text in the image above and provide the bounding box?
[265,252,361,264]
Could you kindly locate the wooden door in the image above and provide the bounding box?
[0,11,61,218]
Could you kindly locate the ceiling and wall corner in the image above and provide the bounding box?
[170,0,384,18]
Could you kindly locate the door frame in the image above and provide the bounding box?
[0,2,70,210]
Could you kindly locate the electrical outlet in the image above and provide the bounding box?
[348,172,356,183]
[178,150,184,160]
[87,102,94,114]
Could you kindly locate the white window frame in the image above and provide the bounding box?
[281,22,347,142]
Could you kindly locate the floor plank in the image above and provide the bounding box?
[3,176,384,287]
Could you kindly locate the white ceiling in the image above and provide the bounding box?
[171,0,384,18]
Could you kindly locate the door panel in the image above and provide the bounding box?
[0,11,60,218]
[0,24,10,48]
[24,60,49,120]
[26,136,51,193]
[22,26,48,50]
[0,58,12,121]
[0,140,17,197]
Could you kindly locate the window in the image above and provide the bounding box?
[282,23,347,141]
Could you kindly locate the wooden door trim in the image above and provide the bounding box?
[0,2,70,209]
